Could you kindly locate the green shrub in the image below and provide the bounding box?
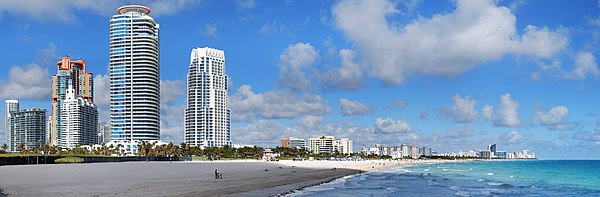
[55,157,83,163]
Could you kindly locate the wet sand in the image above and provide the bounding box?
[0,160,442,196]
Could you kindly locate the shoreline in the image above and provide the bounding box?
[226,159,457,196]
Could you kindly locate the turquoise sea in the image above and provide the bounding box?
[288,160,600,196]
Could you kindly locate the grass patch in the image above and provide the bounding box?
[55,157,84,163]
[192,155,208,161]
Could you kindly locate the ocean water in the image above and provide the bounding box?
[287,160,600,197]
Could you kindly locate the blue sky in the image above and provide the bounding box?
[1,0,600,159]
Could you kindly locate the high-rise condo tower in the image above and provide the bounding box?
[184,47,231,147]
[110,5,160,141]
[50,56,94,146]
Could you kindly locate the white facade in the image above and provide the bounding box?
[110,5,160,141]
[184,47,231,148]
[336,138,353,154]
[60,88,98,148]
[5,99,19,152]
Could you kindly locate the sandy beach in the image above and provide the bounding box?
[0,159,445,196]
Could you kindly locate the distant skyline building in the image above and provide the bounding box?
[5,99,19,152]
[50,56,94,146]
[184,47,231,147]
[308,136,335,154]
[97,121,111,144]
[110,5,161,141]
[7,108,46,152]
[336,138,353,154]
[59,87,98,148]
[281,137,306,150]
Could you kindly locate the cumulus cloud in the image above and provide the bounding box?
[160,80,186,143]
[201,23,218,38]
[442,94,478,123]
[446,127,472,139]
[278,43,319,92]
[229,85,333,122]
[339,98,374,116]
[319,49,365,91]
[232,120,286,145]
[562,52,600,80]
[0,63,51,101]
[296,115,324,130]
[373,117,414,134]
[500,130,524,143]
[533,106,571,131]
[332,0,567,85]
[482,104,494,120]
[491,93,521,127]
[93,74,110,121]
[0,0,198,22]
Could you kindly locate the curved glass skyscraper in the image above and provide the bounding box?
[109,5,160,141]
[184,47,231,147]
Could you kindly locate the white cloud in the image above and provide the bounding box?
[482,104,494,120]
[237,0,256,9]
[492,93,521,127]
[533,106,571,131]
[159,80,186,143]
[0,0,198,22]
[278,43,319,92]
[373,117,414,134]
[442,94,478,123]
[296,115,324,130]
[339,98,374,116]
[562,52,600,80]
[332,0,568,85]
[0,63,51,101]
[232,120,286,145]
[135,0,200,17]
[259,21,285,34]
[319,49,365,91]
[228,85,333,122]
[0,0,116,22]
[501,130,524,143]
[201,23,218,38]
[93,74,110,121]
[446,127,472,139]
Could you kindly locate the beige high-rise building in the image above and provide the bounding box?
[308,136,335,154]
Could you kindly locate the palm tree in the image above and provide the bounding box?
[17,143,26,155]
[1,143,8,153]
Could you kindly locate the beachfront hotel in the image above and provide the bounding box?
[5,99,19,152]
[281,137,307,150]
[49,56,94,146]
[184,47,231,148]
[336,138,353,154]
[109,5,161,141]
[59,87,98,148]
[6,108,46,152]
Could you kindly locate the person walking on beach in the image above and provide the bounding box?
[215,169,218,179]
